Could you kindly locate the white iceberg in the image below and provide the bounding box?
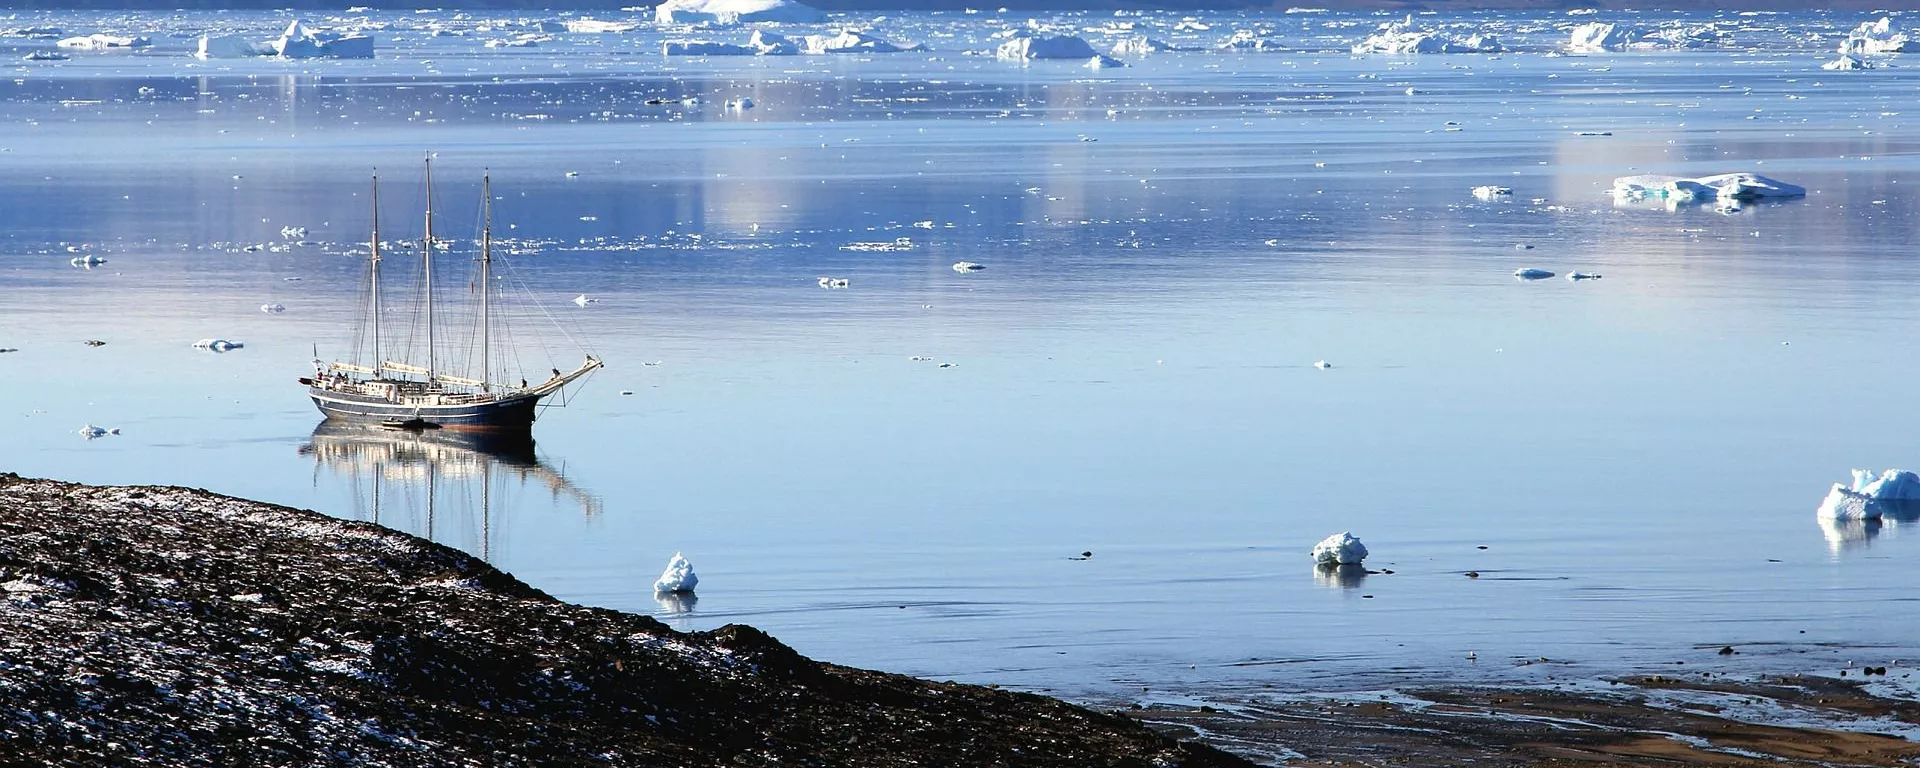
[1823,53,1874,71]
[1352,19,1500,54]
[1568,22,1646,52]
[653,552,699,593]
[952,261,984,272]
[1817,469,1920,520]
[663,40,756,55]
[1110,36,1182,56]
[1472,185,1513,200]
[997,32,1100,61]
[654,0,825,26]
[564,18,639,34]
[1215,29,1286,52]
[270,20,374,59]
[1612,173,1806,202]
[196,34,271,59]
[1311,532,1368,566]
[78,424,121,439]
[801,30,911,54]
[1838,17,1910,55]
[56,34,151,50]
[746,29,799,54]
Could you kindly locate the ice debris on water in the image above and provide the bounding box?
[817,276,849,289]
[77,425,120,439]
[1567,272,1602,281]
[1822,54,1874,71]
[952,261,984,272]
[1313,360,1331,369]
[573,295,597,307]
[1612,173,1806,202]
[1312,532,1367,566]
[1472,186,1512,201]
[261,303,286,314]
[1514,268,1555,280]
[1817,469,1920,520]
[69,255,105,267]
[192,339,244,352]
[653,553,698,594]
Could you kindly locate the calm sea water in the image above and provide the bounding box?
[3,9,1920,699]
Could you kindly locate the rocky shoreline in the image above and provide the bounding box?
[0,474,1247,767]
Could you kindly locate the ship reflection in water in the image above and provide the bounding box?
[298,422,603,563]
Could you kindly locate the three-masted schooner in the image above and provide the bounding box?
[303,159,602,431]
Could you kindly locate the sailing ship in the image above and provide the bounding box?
[303,158,602,431]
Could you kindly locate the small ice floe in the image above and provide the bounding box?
[23,51,69,61]
[951,261,985,272]
[1575,131,1613,137]
[1612,173,1806,202]
[56,34,152,50]
[192,338,244,352]
[817,276,850,289]
[1514,268,1555,280]
[260,303,286,314]
[653,552,698,594]
[1312,531,1368,566]
[1313,360,1332,369]
[572,294,597,307]
[279,226,307,240]
[1472,185,1513,201]
[77,424,120,439]
[69,255,105,267]
[1816,469,1920,520]
[1822,54,1874,71]
[1566,272,1602,281]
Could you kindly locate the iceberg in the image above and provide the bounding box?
[663,40,756,55]
[1472,185,1513,200]
[1838,17,1910,55]
[1568,22,1646,52]
[195,34,270,59]
[1215,30,1286,52]
[653,0,825,26]
[800,30,910,54]
[269,20,374,59]
[996,32,1100,61]
[1612,173,1806,202]
[1823,54,1874,71]
[1311,532,1367,566]
[1110,36,1182,56]
[564,18,638,34]
[1352,19,1500,54]
[747,29,799,54]
[653,552,698,594]
[192,338,244,352]
[1817,469,1920,520]
[56,34,151,50]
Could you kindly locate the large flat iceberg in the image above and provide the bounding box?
[654,0,826,26]
[56,33,150,50]
[1611,173,1806,202]
[1817,469,1920,520]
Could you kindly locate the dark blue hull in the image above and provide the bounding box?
[308,387,543,431]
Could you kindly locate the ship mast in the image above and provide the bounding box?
[480,172,492,393]
[423,155,436,382]
[369,171,382,376]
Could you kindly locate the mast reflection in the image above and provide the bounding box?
[299,422,602,563]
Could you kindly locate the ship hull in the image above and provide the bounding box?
[308,387,543,431]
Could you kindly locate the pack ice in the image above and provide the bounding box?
[1311,532,1367,566]
[1817,469,1920,520]
[654,0,825,26]
[1611,173,1805,202]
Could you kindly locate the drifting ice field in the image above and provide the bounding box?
[4,7,1920,700]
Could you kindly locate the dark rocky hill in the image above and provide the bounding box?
[0,473,1251,768]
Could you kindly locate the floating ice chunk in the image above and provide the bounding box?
[996,32,1100,61]
[1838,17,1911,55]
[69,255,105,267]
[1085,54,1125,69]
[261,303,286,313]
[654,0,825,25]
[1311,532,1367,565]
[801,30,911,54]
[280,226,307,239]
[564,18,638,33]
[1612,173,1805,202]
[1313,360,1331,369]
[1566,272,1602,281]
[724,97,754,110]
[1817,469,1920,520]
[57,34,151,50]
[192,338,244,352]
[195,34,270,59]
[653,552,698,594]
[1823,54,1874,71]
[817,276,849,288]
[23,51,70,61]
[1514,268,1555,280]
[746,29,798,55]
[1568,22,1646,52]
[78,424,120,439]
[1110,36,1182,56]
[270,20,374,59]
[572,294,597,306]
[1352,19,1500,54]
[1215,29,1286,52]
[1472,185,1513,201]
[952,261,984,272]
